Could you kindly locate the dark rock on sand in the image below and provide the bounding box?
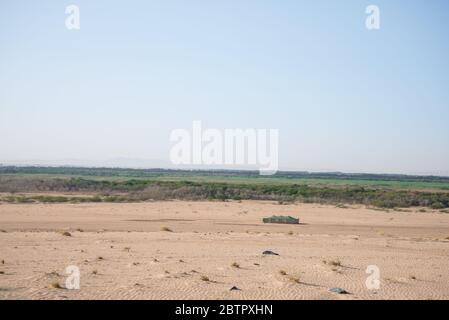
[329,287,350,294]
[262,250,279,256]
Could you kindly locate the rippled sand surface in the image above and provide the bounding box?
[1,200,449,299]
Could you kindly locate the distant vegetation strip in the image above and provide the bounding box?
[1,166,449,190]
[1,166,449,183]
[1,175,449,209]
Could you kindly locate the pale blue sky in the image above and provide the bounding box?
[1,0,448,174]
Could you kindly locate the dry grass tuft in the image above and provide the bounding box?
[92,270,98,275]
[279,270,287,275]
[200,275,210,282]
[50,281,62,289]
[61,231,72,237]
[331,267,343,274]
[161,226,173,232]
[231,262,240,268]
[288,275,301,284]
[324,259,342,267]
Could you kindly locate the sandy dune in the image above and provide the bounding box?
[1,200,449,300]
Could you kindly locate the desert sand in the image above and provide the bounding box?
[1,200,449,300]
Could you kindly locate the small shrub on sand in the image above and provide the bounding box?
[200,275,210,282]
[279,270,287,275]
[324,259,342,267]
[410,275,416,280]
[288,275,301,284]
[331,267,343,274]
[161,226,173,232]
[0,271,4,274]
[50,281,62,289]
[1,260,4,265]
[76,228,84,232]
[231,262,240,268]
[287,231,294,236]
[92,270,98,275]
[97,256,104,261]
[394,208,411,212]
[61,231,72,237]
[330,260,342,267]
